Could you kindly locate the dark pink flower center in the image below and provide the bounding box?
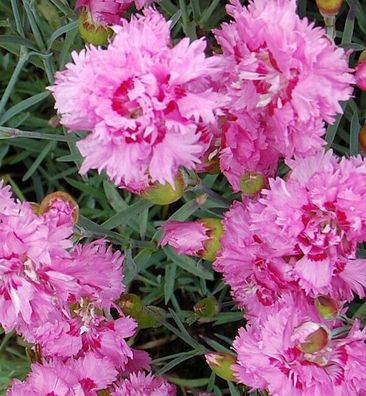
[298,203,350,260]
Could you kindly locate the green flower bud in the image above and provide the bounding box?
[240,172,266,196]
[205,352,237,382]
[199,218,223,261]
[315,0,343,16]
[142,172,185,205]
[194,296,218,318]
[118,293,144,317]
[79,7,113,46]
[294,322,330,354]
[314,296,339,320]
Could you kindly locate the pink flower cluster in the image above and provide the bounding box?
[214,150,366,394]
[1,183,175,395]
[52,0,353,195]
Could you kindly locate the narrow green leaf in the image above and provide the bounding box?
[0,91,50,125]
[101,200,153,230]
[22,141,54,181]
[164,263,177,304]
[164,247,214,280]
[47,20,78,50]
[350,110,360,155]
[0,35,37,50]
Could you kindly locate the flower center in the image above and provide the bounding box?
[236,49,299,110]
[297,203,348,260]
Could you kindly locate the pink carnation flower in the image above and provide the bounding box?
[50,241,124,308]
[215,150,366,312]
[76,0,156,25]
[214,0,353,190]
[160,221,211,256]
[219,112,279,192]
[8,353,118,395]
[233,301,366,395]
[33,306,136,369]
[50,9,223,193]
[112,371,176,395]
[0,184,73,333]
[355,59,366,91]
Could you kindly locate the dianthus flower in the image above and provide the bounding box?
[219,111,279,192]
[215,150,366,313]
[160,221,211,256]
[233,301,366,395]
[355,58,366,91]
[214,0,353,191]
[76,0,156,25]
[27,242,136,368]
[7,353,118,395]
[112,371,176,395]
[50,9,223,193]
[0,183,73,333]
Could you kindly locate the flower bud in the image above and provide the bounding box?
[359,123,366,153]
[118,294,165,329]
[199,218,223,261]
[79,7,113,46]
[142,172,185,205]
[293,322,330,354]
[314,296,339,320]
[356,50,366,92]
[205,352,237,382]
[315,0,343,16]
[240,172,266,196]
[137,306,166,329]
[39,191,79,225]
[193,296,218,318]
[118,293,144,317]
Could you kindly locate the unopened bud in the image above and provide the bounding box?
[194,296,218,318]
[142,172,185,205]
[240,172,266,196]
[118,293,144,317]
[205,352,237,382]
[79,7,113,46]
[315,0,343,16]
[39,191,79,225]
[199,218,223,261]
[293,322,330,354]
[359,124,366,153]
[137,306,166,329]
[315,296,339,320]
[356,50,366,92]
[118,294,165,329]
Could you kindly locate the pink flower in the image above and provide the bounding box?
[40,191,78,227]
[355,59,366,91]
[214,0,353,190]
[50,241,124,308]
[160,221,211,256]
[34,307,136,369]
[50,9,224,193]
[215,150,366,312]
[219,112,279,192]
[233,301,366,395]
[75,0,156,25]
[112,371,176,395]
[0,184,73,333]
[7,353,118,395]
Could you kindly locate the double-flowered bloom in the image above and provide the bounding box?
[51,9,224,193]
[215,150,366,315]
